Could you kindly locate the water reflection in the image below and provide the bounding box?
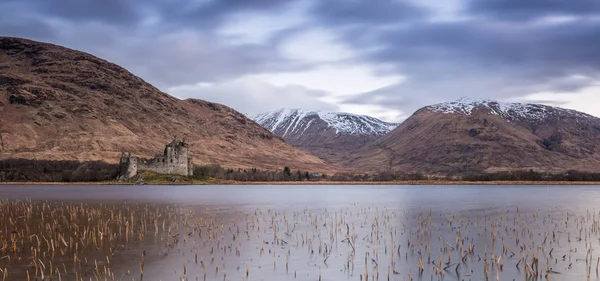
[0,185,598,281]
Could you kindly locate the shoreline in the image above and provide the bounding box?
[1,180,600,185]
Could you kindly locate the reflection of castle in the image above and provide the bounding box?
[119,139,194,179]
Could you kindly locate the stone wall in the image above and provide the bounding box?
[118,139,193,179]
[137,154,190,176]
[119,153,138,179]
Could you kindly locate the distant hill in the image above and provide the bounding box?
[254,108,397,163]
[345,98,600,174]
[0,37,334,172]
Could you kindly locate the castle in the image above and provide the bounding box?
[119,139,194,179]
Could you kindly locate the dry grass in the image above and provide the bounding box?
[0,187,598,280]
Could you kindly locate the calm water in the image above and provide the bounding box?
[1,184,599,281]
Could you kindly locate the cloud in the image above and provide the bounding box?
[1,0,141,24]
[334,14,600,120]
[104,30,306,88]
[0,2,58,40]
[311,0,429,26]
[467,0,600,21]
[168,77,339,116]
[258,64,404,98]
[2,0,600,121]
[279,28,355,63]
[355,19,600,73]
[343,71,600,120]
[0,19,57,41]
[0,0,315,89]
[516,86,600,117]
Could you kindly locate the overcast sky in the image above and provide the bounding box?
[1,0,599,122]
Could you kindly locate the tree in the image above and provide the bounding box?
[283,166,291,177]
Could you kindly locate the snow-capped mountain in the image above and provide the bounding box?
[425,97,594,121]
[346,97,600,174]
[253,109,398,163]
[254,109,397,136]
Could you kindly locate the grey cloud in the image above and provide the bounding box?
[362,20,600,72]
[467,0,600,21]
[342,69,598,121]
[181,0,296,18]
[2,0,600,119]
[334,16,600,119]
[0,20,57,41]
[56,27,311,89]
[169,78,339,116]
[312,0,429,26]
[518,99,571,107]
[2,0,141,24]
[0,0,314,89]
[0,0,431,91]
[2,0,300,30]
[142,0,302,31]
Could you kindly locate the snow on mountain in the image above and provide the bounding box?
[426,97,593,121]
[253,108,398,164]
[254,108,398,137]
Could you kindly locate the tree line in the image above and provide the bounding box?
[2,158,600,183]
[0,158,119,182]
[460,170,600,182]
[192,165,320,182]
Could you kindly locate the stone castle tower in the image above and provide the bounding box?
[119,139,193,179]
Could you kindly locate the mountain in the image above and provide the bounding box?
[254,108,397,163]
[0,37,334,172]
[346,98,600,174]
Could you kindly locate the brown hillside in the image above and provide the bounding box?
[346,99,600,174]
[0,37,334,172]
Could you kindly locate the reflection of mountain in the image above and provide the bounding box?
[0,37,332,171]
[345,98,600,174]
[254,108,397,163]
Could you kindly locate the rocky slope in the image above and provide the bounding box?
[0,37,334,172]
[346,98,600,174]
[254,109,397,163]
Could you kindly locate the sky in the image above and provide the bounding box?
[1,0,599,122]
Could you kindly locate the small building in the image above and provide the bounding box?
[119,139,193,179]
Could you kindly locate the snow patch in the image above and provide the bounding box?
[253,109,398,135]
[427,97,592,121]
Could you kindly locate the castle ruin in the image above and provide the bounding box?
[119,139,193,179]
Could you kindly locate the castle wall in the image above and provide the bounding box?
[119,154,138,179]
[119,139,194,178]
[137,156,191,176]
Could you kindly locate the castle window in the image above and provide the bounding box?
[171,159,173,163]
[162,159,165,163]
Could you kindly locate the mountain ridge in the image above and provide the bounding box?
[424,97,594,121]
[254,108,398,164]
[0,36,336,172]
[345,97,600,174]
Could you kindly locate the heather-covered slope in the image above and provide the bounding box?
[0,37,333,172]
[347,98,600,174]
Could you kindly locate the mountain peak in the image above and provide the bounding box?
[254,108,397,136]
[345,98,600,174]
[425,97,593,121]
[254,108,398,164]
